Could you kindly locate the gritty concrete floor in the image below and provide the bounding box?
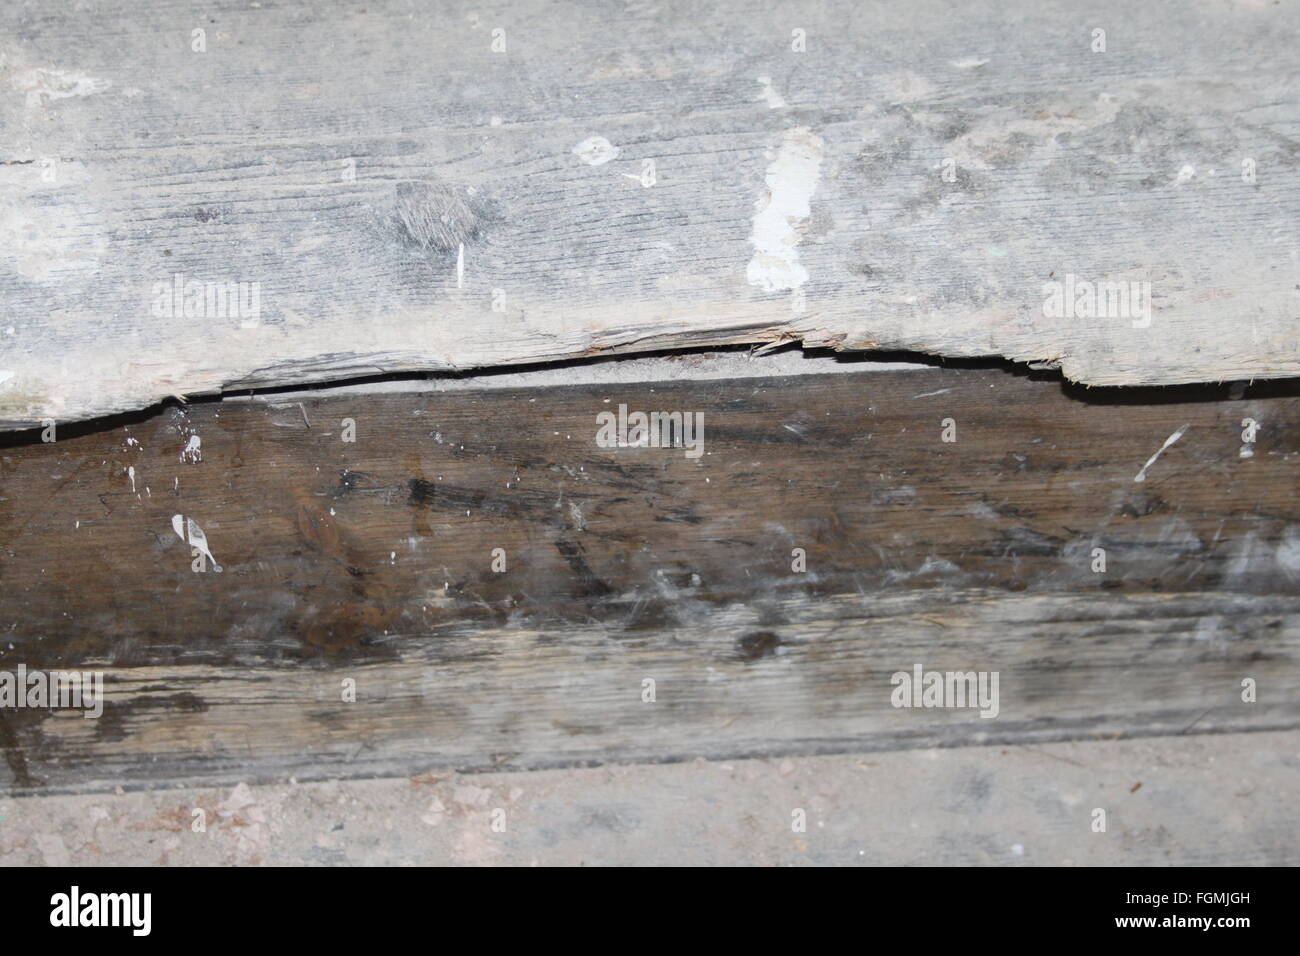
[2,731,1295,866]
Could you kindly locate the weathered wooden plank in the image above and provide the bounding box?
[2,0,1298,428]
[0,368,1297,793]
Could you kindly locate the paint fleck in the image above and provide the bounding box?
[180,434,202,463]
[171,514,222,572]
[756,75,787,108]
[572,136,620,166]
[12,68,111,107]
[1134,424,1189,482]
[746,127,825,293]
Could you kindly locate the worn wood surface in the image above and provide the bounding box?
[2,0,1299,429]
[0,367,1297,793]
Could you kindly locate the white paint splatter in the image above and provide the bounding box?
[1134,424,1189,482]
[1175,164,1196,185]
[127,465,136,492]
[12,68,111,107]
[950,57,990,69]
[746,127,824,293]
[572,136,620,166]
[756,75,786,108]
[172,514,222,572]
[456,242,464,288]
[180,434,202,463]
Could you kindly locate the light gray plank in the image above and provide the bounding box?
[2,0,1298,427]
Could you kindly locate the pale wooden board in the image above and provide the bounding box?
[1,0,1298,429]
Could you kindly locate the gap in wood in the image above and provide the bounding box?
[2,344,1292,451]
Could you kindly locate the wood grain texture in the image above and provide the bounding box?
[0,367,1297,793]
[2,0,1299,429]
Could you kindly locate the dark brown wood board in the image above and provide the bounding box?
[3,0,1299,430]
[0,366,1297,793]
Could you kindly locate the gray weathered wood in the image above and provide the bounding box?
[2,0,1298,429]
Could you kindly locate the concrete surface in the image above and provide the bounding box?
[2,731,1295,866]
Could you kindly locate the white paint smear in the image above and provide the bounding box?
[172,514,222,572]
[12,68,111,107]
[572,136,620,166]
[1134,424,1189,482]
[746,127,824,293]
[180,434,202,463]
[756,75,786,108]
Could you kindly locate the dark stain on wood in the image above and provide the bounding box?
[0,367,1297,792]
[736,631,781,661]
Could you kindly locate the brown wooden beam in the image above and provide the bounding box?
[0,368,1297,792]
